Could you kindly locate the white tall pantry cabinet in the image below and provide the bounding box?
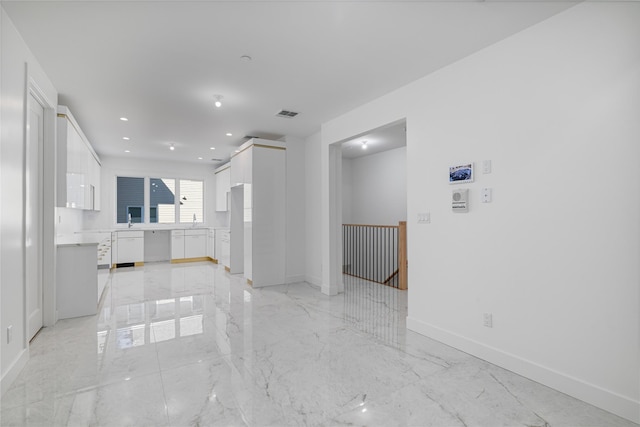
[230,139,286,287]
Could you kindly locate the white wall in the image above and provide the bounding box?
[304,132,322,287]
[83,156,217,230]
[1,8,58,393]
[56,207,84,236]
[343,147,406,225]
[342,158,353,224]
[316,3,640,423]
[283,136,306,284]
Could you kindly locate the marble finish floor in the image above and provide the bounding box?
[1,262,636,427]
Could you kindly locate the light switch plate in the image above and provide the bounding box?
[417,212,430,224]
[482,160,492,174]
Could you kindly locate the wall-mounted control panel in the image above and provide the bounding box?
[452,189,469,213]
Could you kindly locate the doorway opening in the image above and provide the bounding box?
[339,120,408,291]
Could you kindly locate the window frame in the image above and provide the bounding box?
[114,175,205,226]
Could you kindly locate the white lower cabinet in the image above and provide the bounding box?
[216,229,230,269]
[172,229,207,260]
[171,230,185,259]
[108,228,213,265]
[116,230,144,264]
[185,229,207,258]
[57,243,98,319]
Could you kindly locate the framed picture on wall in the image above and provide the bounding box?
[449,163,474,184]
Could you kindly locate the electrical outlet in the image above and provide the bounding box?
[483,313,493,328]
[481,188,492,203]
[7,325,12,343]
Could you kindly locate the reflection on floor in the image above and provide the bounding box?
[0,262,636,426]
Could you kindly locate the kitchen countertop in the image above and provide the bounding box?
[57,235,100,247]
[75,226,228,233]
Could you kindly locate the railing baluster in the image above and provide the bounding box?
[342,223,406,290]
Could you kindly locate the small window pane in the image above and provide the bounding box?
[150,178,175,223]
[179,180,203,223]
[117,177,144,223]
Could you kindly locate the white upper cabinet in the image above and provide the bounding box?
[215,163,231,211]
[230,147,250,187]
[57,106,101,210]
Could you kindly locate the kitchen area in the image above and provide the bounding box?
[55,106,285,322]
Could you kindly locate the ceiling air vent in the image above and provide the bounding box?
[275,110,299,119]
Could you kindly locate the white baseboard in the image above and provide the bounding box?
[286,275,306,284]
[0,348,29,396]
[407,317,640,424]
[304,274,322,287]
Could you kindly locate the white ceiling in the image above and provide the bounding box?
[2,1,576,166]
[342,122,406,159]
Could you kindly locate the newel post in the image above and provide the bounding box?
[398,221,408,290]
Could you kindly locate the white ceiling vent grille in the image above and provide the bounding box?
[275,110,299,119]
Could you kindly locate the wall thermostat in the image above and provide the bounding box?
[452,188,469,213]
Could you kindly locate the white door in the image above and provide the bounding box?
[26,93,44,341]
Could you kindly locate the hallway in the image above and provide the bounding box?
[0,263,634,426]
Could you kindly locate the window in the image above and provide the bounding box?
[150,178,175,223]
[127,206,143,223]
[116,176,203,225]
[116,177,144,223]
[179,179,203,223]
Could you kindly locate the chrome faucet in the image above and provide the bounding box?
[128,213,133,228]
[192,213,197,228]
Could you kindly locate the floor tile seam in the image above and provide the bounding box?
[377,341,465,379]
[144,321,172,425]
[92,368,163,389]
[323,375,440,426]
[333,323,457,380]
[292,300,355,323]
[194,353,263,426]
[1,365,113,409]
[0,395,49,412]
[1,369,173,416]
[90,351,165,387]
[156,352,229,375]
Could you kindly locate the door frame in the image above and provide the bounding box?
[322,118,407,296]
[25,88,45,340]
[25,70,57,341]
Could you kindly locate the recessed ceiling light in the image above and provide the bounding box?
[210,147,216,150]
[124,150,130,153]
[226,133,232,137]
[214,95,223,108]
[169,144,175,151]
[120,117,128,121]
[235,150,240,153]
[198,157,203,160]
[361,140,368,150]
[123,137,130,140]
